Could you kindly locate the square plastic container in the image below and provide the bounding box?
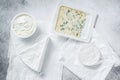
[51,3,97,42]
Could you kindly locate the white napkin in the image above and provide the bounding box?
[20,37,50,73]
[59,29,120,80]
[7,29,120,80]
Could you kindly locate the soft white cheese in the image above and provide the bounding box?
[12,13,36,38]
[79,44,101,66]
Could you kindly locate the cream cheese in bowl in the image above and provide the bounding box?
[11,13,36,38]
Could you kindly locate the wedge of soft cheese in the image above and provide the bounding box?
[79,44,101,66]
[55,6,86,37]
[20,38,50,72]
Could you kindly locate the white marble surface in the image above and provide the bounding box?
[0,0,120,80]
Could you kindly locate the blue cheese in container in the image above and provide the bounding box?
[55,6,86,37]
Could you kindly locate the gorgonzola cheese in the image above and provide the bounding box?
[55,6,86,37]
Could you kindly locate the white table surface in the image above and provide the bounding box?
[6,0,120,80]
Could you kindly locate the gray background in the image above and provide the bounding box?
[0,0,120,80]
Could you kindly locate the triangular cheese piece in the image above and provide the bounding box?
[20,37,50,72]
[62,66,81,80]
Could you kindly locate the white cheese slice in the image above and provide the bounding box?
[20,37,50,72]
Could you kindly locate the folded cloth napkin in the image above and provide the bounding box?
[59,29,120,80]
[20,37,50,73]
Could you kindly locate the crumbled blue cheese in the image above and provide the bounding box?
[55,6,86,37]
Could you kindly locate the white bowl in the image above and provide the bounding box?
[11,12,36,38]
